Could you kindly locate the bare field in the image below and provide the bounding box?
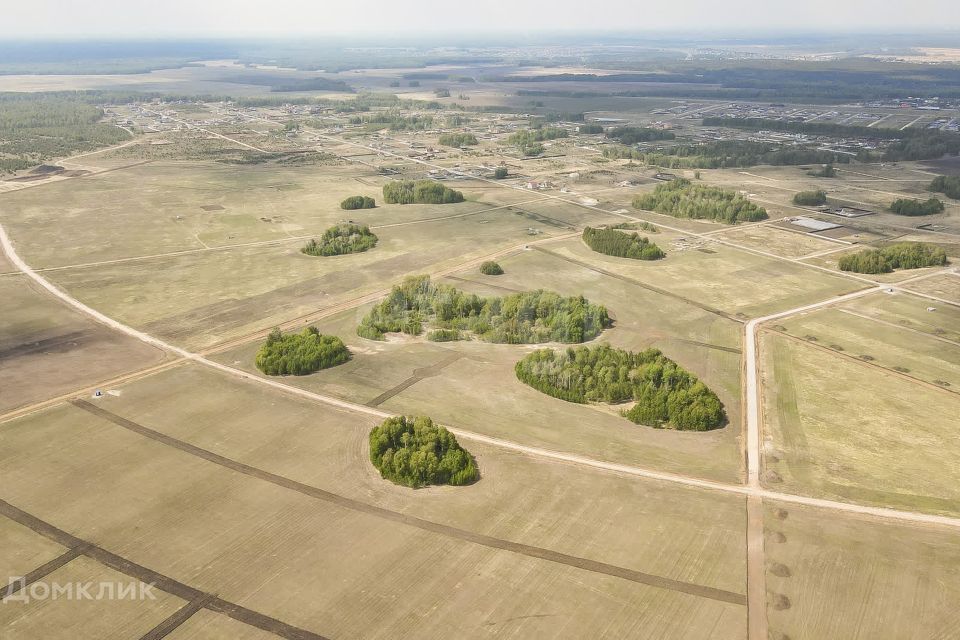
[528,232,861,318]
[711,224,842,259]
[840,291,960,343]
[0,556,185,639]
[211,243,748,483]
[775,305,960,388]
[761,332,960,515]
[0,276,167,413]
[43,209,569,350]
[0,364,748,638]
[763,500,960,640]
[900,271,960,303]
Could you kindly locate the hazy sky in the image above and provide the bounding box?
[3,0,960,38]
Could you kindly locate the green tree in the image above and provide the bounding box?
[582,227,665,260]
[255,327,350,375]
[302,224,378,256]
[369,416,479,488]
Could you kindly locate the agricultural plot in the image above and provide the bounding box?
[763,500,960,640]
[43,207,569,350]
[774,304,960,388]
[760,332,960,515]
[0,363,748,639]
[523,232,860,318]
[213,246,745,482]
[0,276,166,413]
[840,291,960,343]
[0,557,185,639]
[711,224,843,259]
[900,271,960,303]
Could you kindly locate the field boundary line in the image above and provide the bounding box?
[68,398,748,606]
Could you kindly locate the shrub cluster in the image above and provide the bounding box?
[340,195,376,210]
[633,178,768,224]
[479,260,504,275]
[792,190,827,206]
[808,164,836,178]
[255,327,350,376]
[582,227,665,260]
[930,175,960,200]
[302,224,378,256]
[838,242,947,274]
[494,166,508,179]
[438,132,478,147]
[888,197,945,216]
[382,180,464,205]
[515,345,726,431]
[357,275,610,344]
[369,415,479,488]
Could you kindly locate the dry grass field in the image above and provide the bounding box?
[763,500,960,640]
[3,86,960,638]
[0,276,167,413]
[761,331,960,515]
[0,363,748,639]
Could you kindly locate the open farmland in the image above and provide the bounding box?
[760,331,960,514]
[0,363,748,639]
[1,45,960,639]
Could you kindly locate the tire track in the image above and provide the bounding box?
[0,498,327,640]
[531,246,744,323]
[67,398,747,606]
[366,351,464,407]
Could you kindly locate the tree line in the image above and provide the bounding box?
[255,327,350,376]
[438,132,478,147]
[930,175,960,200]
[602,140,847,169]
[838,242,947,274]
[633,178,768,224]
[889,198,945,216]
[302,224,378,256]
[507,127,568,156]
[605,126,676,145]
[357,275,610,344]
[369,415,479,488]
[515,345,726,431]
[703,117,960,162]
[582,227,665,260]
[382,180,464,204]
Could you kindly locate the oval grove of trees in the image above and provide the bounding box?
[369,415,479,488]
[792,190,827,206]
[302,223,378,256]
[341,195,376,210]
[382,180,464,204]
[582,226,665,260]
[888,197,945,216]
[515,344,726,431]
[633,178,768,224]
[356,275,610,344]
[837,242,948,274]
[255,327,351,376]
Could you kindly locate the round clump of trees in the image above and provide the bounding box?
[302,223,378,257]
[479,260,504,275]
[888,197,945,216]
[341,195,376,210]
[255,327,350,375]
[792,190,827,206]
[369,415,479,488]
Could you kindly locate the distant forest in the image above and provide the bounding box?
[704,117,960,162]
